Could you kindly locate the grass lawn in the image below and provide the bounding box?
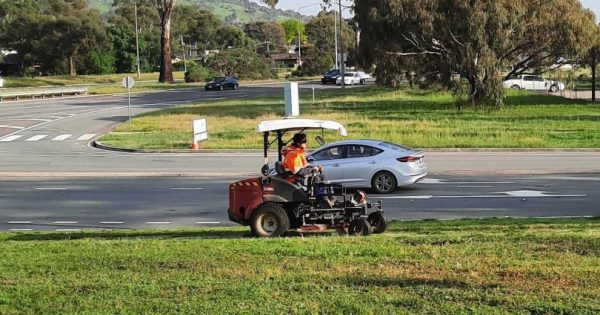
[100,87,600,150]
[0,218,598,314]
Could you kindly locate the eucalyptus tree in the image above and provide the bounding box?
[354,0,597,108]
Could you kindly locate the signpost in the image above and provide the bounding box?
[122,76,135,123]
[192,118,208,150]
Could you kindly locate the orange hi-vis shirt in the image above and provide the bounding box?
[282,145,308,174]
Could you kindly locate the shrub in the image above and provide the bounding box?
[185,65,219,83]
[205,48,276,80]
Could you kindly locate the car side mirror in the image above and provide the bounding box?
[315,136,325,146]
[307,156,315,162]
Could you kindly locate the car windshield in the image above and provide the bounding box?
[379,141,411,151]
[325,70,340,75]
[213,77,227,82]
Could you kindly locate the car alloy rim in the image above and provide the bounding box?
[259,213,279,234]
[376,174,393,191]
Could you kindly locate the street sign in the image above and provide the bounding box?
[193,118,208,143]
[122,76,135,89]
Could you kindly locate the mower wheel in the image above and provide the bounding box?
[250,203,290,237]
[349,218,372,236]
[368,212,387,234]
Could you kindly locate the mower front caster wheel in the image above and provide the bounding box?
[250,203,290,237]
[349,218,372,236]
[368,212,387,234]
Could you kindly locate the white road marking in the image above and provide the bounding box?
[195,222,221,224]
[76,134,96,141]
[0,135,23,142]
[36,187,67,190]
[7,221,32,224]
[99,221,124,224]
[0,124,24,129]
[52,221,78,224]
[10,229,34,232]
[51,134,72,141]
[421,178,515,185]
[56,229,80,232]
[377,190,587,199]
[25,135,48,141]
[146,222,171,224]
[171,187,204,190]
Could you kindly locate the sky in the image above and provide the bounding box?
[253,0,600,22]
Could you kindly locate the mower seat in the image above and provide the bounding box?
[274,161,294,178]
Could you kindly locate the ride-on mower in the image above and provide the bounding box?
[228,119,386,237]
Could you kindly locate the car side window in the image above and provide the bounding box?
[312,146,344,161]
[347,145,382,158]
[523,76,534,81]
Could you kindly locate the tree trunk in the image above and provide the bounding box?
[69,56,76,76]
[592,54,597,103]
[158,1,175,83]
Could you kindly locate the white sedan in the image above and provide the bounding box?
[336,72,366,85]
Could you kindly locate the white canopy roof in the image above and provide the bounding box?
[257,119,347,136]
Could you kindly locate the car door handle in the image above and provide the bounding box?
[369,161,377,164]
[332,164,340,167]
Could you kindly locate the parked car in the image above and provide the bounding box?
[205,76,239,91]
[307,140,428,194]
[503,75,565,92]
[336,72,365,85]
[356,71,371,82]
[321,69,341,84]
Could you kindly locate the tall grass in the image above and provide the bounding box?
[101,87,600,150]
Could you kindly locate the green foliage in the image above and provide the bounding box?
[243,21,286,54]
[354,0,598,108]
[183,65,217,83]
[205,48,276,80]
[213,25,245,49]
[81,49,116,75]
[280,19,306,45]
[293,49,333,77]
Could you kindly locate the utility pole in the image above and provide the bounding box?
[297,13,302,67]
[181,35,187,73]
[339,0,345,88]
[334,0,338,69]
[134,0,141,79]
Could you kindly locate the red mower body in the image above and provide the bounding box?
[228,177,264,225]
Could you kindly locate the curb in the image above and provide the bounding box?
[92,140,600,154]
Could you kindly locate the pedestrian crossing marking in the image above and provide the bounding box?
[76,134,96,141]
[51,134,72,141]
[25,135,48,141]
[0,135,23,142]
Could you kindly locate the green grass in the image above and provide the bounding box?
[0,217,598,314]
[100,87,600,150]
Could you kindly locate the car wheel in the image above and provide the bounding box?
[219,86,224,91]
[371,171,397,194]
[360,79,365,85]
[510,85,520,90]
[549,85,558,92]
[250,203,290,237]
[205,87,209,91]
[233,84,239,90]
[368,212,387,234]
[349,218,372,236]
[321,80,326,85]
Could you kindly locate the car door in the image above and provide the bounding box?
[533,76,546,90]
[338,144,384,187]
[522,76,535,90]
[307,145,345,182]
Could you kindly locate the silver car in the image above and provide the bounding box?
[307,140,428,194]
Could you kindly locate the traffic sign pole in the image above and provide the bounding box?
[122,76,136,124]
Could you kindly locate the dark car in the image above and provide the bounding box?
[321,69,341,84]
[205,76,239,91]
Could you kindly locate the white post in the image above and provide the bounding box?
[284,82,300,117]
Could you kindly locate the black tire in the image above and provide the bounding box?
[205,87,209,91]
[510,85,520,90]
[321,80,327,85]
[368,212,387,234]
[371,171,397,194]
[549,85,558,92]
[360,79,365,85]
[349,218,372,236]
[233,84,239,90]
[250,203,290,237]
[219,85,224,91]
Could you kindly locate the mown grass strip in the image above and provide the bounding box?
[100,87,600,149]
[0,217,598,314]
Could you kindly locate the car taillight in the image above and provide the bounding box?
[397,156,421,163]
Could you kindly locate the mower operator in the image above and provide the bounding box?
[282,133,322,180]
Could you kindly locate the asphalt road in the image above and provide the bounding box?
[0,174,597,231]
[1,84,599,231]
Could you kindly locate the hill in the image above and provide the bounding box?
[87,0,309,23]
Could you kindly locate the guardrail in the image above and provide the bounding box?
[0,87,88,102]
